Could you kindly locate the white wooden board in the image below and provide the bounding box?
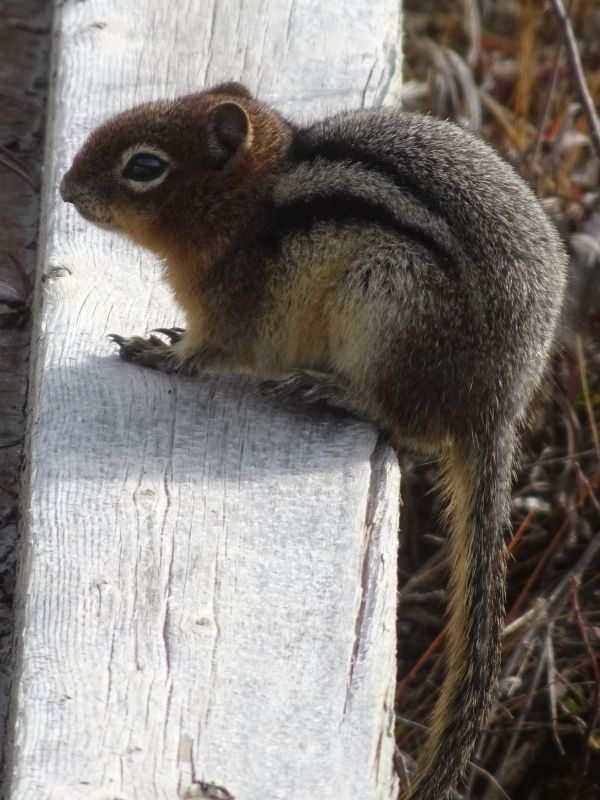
[7,1,402,798]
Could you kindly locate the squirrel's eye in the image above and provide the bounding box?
[122,153,167,182]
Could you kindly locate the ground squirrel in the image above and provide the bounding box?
[60,82,567,800]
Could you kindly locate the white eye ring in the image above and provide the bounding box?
[117,144,173,192]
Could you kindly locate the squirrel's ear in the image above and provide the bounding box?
[206,82,253,99]
[206,101,252,168]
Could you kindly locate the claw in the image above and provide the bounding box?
[147,334,168,347]
[259,380,280,396]
[150,327,185,344]
[108,333,126,345]
[259,374,319,407]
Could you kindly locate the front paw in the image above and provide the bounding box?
[109,331,182,373]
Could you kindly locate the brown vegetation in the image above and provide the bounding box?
[398,2,600,797]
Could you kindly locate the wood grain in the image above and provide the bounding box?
[7,1,402,798]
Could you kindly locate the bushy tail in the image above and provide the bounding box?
[407,429,516,800]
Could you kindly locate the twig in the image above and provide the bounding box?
[503,627,541,700]
[0,480,18,498]
[394,746,413,799]
[508,512,573,621]
[395,715,427,732]
[479,89,526,150]
[544,621,565,755]
[507,511,533,557]
[494,532,600,716]
[396,716,511,800]
[468,762,511,800]
[575,335,600,482]
[474,526,600,791]
[571,578,600,699]
[574,464,600,515]
[0,437,23,450]
[398,548,446,601]
[531,43,563,188]
[513,0,544,151]
[482,640,547,800]
[444,48,482,132]
[0,90,40,113]
[549,0,600,161]
[396,627,445,702]
[0,143,38,189]
[561,654,600,683]
[546,529,600,608]
[1,251,33,307]
[398,512,534,700]
[522,448,596,468]
[503,598,544,638]
[571,576,600,797]
[463,0,482,68]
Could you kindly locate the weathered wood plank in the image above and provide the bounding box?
[7,1,402,798]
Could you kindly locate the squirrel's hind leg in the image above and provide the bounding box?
[261,369,364,418]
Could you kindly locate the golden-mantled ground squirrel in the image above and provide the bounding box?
[60,82,567,800]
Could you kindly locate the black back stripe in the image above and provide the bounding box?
[291,133,445,225]
[272,192,456,273]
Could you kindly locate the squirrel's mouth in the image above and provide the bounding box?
[68,201,114,231]
[75,205,111,226]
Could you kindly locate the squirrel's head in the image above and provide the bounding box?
[60,83,291,254]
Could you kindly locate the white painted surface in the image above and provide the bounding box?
[8,1,402,798]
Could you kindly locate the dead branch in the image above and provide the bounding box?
[570,576,600,797]
[544,622,565,755]
[549,0,600,161]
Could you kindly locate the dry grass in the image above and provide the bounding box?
[398,2,600,797]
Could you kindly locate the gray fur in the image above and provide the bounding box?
[285,109,567,798]
[286,110,565,434]
[273,157,463,262]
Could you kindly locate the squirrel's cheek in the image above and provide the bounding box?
[109,205,161,249]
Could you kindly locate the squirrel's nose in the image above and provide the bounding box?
[59,173,74,202]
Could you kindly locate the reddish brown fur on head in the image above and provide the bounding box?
[60,83,292,260]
